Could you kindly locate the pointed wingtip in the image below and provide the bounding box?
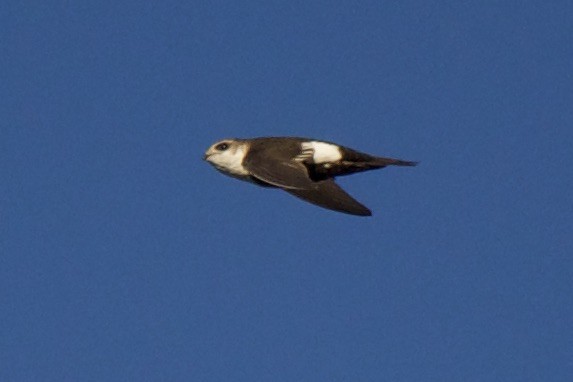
[346,205,372,217]
[346,208,372,217]
[396,160,419,167]
[335,207,372,217]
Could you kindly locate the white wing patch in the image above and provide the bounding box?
[301,141,342,163]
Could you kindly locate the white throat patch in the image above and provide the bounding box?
[207,144,249,177]
[301,141,342,163]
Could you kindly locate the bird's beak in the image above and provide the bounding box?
[203,153,210,161]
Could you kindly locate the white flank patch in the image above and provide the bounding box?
[302,141,342,163]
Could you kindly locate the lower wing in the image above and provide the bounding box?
[284,179,372,216]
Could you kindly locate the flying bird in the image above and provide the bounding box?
[203,137,417,216]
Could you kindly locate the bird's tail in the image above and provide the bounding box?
[372,156,418,167]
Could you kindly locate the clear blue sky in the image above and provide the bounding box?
[2,1,572,381]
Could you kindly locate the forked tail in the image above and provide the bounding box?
[373,156,418,167]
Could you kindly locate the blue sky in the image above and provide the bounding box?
[2,1,572,381]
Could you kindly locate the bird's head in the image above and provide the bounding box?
[204,139,249,176]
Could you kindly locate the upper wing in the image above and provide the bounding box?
[285,179,372,216]
[243,144,313,190]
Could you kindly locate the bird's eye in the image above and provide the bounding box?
[215,143,229,151]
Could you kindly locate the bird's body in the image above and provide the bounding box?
[204,137,417,216]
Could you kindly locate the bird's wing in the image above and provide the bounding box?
[243,146,313,190]
[285,179,372,216]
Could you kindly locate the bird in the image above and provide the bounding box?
[203,137,417,216]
